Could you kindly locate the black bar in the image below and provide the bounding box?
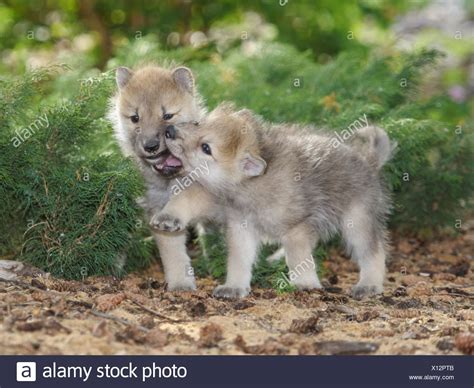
[1,355,472,387]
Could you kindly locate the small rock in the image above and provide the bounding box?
[455,332,474,355]
[0,260,24,280]
[436,339,454,351]
[418,271,433,278]
[233,300,255,310]
[187,301,207,317]
[289,316,321,334]
[198,323,223,348]
[16,320,43,332]
[313,340,379,355]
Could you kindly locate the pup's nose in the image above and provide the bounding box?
[143,139,160,153]
[165,125,176,140]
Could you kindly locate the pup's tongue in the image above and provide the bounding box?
[164,154,182,168]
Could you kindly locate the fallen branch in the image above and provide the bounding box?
[130,300,188,323]
[89,310,149,332]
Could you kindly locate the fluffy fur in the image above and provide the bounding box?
[108,65,222,291]
[162,104,395,299]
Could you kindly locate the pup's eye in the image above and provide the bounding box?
[163,113,174,120]
[130,114,139,123]
[201,143,212,155]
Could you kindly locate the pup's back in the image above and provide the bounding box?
[232,119,391,242]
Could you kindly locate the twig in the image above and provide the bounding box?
[437,292,474,299]
[90,309,149,332]
[130,300,187,323]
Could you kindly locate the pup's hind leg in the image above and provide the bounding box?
[342,204,385,299]
[281,224,321,290]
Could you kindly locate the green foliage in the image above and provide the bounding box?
[0,0,418,72]
[0,67,151,278]
[0,42,472,285]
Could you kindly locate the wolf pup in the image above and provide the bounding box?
[162,104,394,299]
[109,65,221,291]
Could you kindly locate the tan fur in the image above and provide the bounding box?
[109,65,224,291]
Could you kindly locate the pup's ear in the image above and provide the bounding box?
[240,153,267,177]
[116,67,133,89]
[173,67,194,94]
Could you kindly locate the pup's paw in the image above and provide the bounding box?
[150,213,184,232]
[351,284,382,300]
[167,279,196,292]
[213,285,250,299]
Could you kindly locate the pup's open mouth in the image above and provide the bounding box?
[148,151,183,176]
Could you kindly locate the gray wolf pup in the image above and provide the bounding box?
[161,104,395,299]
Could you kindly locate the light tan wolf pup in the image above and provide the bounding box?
[108,65,223,291]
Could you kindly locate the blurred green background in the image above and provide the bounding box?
[0,0,472,124]
[0,0,472,279]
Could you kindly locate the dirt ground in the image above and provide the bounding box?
[0,230,472,355]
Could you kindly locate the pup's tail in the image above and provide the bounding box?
[352,126,396,170]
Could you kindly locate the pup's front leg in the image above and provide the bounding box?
[154,231,196,291]
[213,216,259,299]
[150,182,214,232]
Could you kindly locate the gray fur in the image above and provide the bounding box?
[351,125,397,169]
[167,107,394,299]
